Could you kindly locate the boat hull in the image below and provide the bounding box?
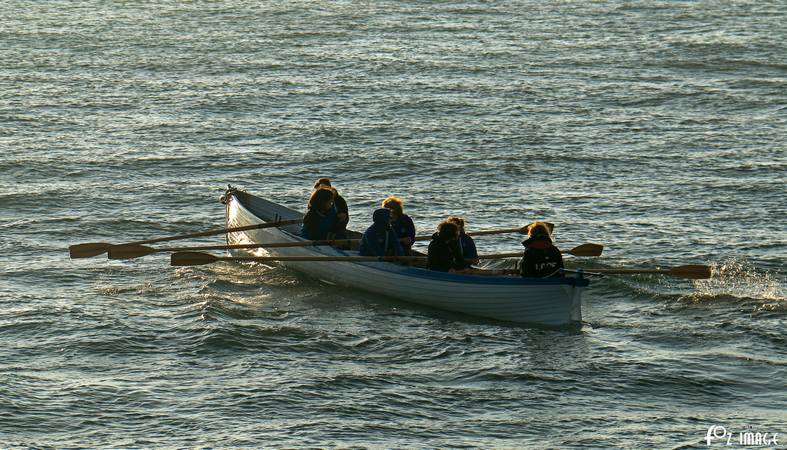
[222,189,587,327]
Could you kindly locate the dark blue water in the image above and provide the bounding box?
[1,1,785,447]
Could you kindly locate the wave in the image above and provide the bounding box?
[687,258,786,310]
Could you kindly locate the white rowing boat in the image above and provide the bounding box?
[221,187,589,327]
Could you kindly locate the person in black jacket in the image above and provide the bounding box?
[520,222,564,278]
[312,177,349,238]
[427,220,466,272]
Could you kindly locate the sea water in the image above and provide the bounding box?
[1,1,785,447]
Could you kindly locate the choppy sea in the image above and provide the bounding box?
[1,1,785,448]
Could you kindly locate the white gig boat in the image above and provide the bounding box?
[220,187,589,327]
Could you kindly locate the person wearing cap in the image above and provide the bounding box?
[381,195,416,254]
[447,216,479,268]
[312,177,349,238]
[427,220,466,272]
[359,208,405,257]
[519,221,564,278]
[301,187,340,241]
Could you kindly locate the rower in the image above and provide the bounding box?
[312,177,349,239]
[301,188,339,241]
[447,216,479,268]
[382,195,416,255]
[427,220,465,272]
[359,208,405,257]
[519,221,564,278]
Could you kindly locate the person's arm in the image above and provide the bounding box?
[398,216,416,247]
[551,247,565,277]
[335,194,349,227]
[301,211,318,239]
[427,241,448,271]
[465,236,480,266]
[451,242,466,271]
[390,230,405,256]
[358,231,371,256]
[519,248,532,277]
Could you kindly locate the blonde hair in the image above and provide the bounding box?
[381,196,404,215]
[447,216,465,228]
[527,221,553,238]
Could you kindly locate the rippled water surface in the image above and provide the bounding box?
[1,0,785,448]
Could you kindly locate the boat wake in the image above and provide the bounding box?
[687,258,786,311]
[586,258,786,312]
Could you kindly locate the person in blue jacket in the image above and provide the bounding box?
[448,216,479,268]
[359,208,404,257]
[301,188,339,240]
[382,196,416,254]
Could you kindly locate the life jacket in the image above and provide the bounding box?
[520,234,564,278]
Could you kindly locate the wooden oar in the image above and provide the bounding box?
[412,222,554,242]
[68,218,303,258]
[94,222,543,259]
[502,264,712,279]
[108,238,358,260]
[171,251,426,266]
[480,243,603,259]
[584,265,712,279]
[109,241,603,260]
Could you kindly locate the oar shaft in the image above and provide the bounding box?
[218,255,426,262]
[170,251,426,266]
[466,228,524,237]
[130,218,303,245]
[158,239,357,253]
[587,268,666,275]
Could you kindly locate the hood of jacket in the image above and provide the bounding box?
[372,208,392,229]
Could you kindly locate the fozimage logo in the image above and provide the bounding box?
[705,425,779,447]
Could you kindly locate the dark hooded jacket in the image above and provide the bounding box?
[520,232,564,278]
[359,209,404,257]
[427,233,465,272]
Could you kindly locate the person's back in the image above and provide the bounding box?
[427,221,465,272]
[520,222,564,278]
[301,188,339,241]
[359,208,404,257]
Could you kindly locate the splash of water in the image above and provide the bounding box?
[688,259,786,310]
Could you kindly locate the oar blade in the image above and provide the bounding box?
[107,244,157,260]
[567,243,604,257]
[69,243,110,259]
[670,264,713,279]
[170,251,220,267]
